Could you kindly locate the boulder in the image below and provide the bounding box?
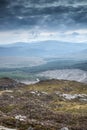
[60,127,69,130]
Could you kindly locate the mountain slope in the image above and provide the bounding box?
[0,41,87,58]
[72,61,87,71]
[0,77,24,90]
[0,78,87,130]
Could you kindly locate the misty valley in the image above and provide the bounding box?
[0,41,87,84]
[0,58,87,84]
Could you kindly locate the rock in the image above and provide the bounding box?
[60,127,69,130]
[0,77,25,90]
[28,127,34,130]
[0,126,16,130]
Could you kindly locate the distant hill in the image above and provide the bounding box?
[0,40,87,58]
[72,61,87,71]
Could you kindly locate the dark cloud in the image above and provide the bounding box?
[0,0,87,31]
[0,0,9,8]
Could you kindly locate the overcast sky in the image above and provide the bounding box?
[0,0,87,44]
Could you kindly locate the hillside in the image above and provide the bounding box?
[0,41,87,58]
[0,77,24,90]
[0,78,87,130]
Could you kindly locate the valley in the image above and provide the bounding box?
[1,0,87,129]
[0,59,87,83]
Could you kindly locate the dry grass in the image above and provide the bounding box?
[0,79,87,130]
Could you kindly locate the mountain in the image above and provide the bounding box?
[72,61,87,71]
[0,40,87,58]
[0,79,87,130]
[69,49,87,60]
[0,77,24,90]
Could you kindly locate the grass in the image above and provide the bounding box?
[22,79,87,94]
[0,79,87,130]
[0,71,36,80]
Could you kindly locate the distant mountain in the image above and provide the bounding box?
[72,61,87,71]
[69,49,87,60]
[0,40,87,58]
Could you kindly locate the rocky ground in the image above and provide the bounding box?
[0,78,87,130]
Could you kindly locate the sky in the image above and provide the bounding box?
[0,0,87,44]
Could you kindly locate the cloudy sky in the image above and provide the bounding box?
[0,0,87,44]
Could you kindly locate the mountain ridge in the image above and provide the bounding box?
[0,40,87,58]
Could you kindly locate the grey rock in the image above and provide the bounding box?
[28,127,34,130]
[60,127,69,130]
